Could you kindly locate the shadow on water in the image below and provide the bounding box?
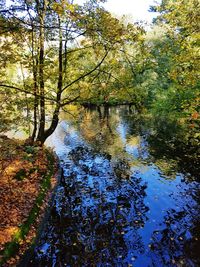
[22,106,200,267]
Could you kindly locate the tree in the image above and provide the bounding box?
[0,0,139,144]
[147,0,200,150]
[68,21,147,109]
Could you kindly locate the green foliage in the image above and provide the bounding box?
[0,0,199,148]
[24,145,38,155]
[14,169,27,181]
[143,0,200,162]
[0,0,146,142]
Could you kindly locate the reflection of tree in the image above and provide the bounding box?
[117,107,199,179]
[25,142,149,266]
[149,185,200,266]
[76,106,123,156]
[147,118,200,180]
[118,106,148,136]
[22,106,200,266]
[61,106,145,164]
[75,106,144,167]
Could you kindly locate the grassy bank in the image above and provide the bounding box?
[0,136,57,266]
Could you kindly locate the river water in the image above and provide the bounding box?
[26,106,200,267]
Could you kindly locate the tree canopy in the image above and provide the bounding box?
[0,0,199,146]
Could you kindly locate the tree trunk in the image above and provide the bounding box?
[38,16,63,144]
[36,0,46,143]
[31,33,39,141]
[32,61,39,141]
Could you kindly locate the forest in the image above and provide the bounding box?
[0,0,200,266]
[0,0,199,144]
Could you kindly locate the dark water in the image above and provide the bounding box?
[26,106,200,267]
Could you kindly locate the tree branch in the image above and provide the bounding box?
[60,95,80,107]
[98,69,124,86]
[61,50,109,93]
[0,83,56,103]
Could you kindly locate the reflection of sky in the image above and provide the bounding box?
[133,166,180,238]
[46,120,84,158]
[116,122,127,144]
[43,107,199,266]
[117,121,149,160]
[46,121,70,158]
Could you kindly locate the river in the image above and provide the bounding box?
[24,106,200,267]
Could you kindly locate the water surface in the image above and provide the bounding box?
[27,106,200,266]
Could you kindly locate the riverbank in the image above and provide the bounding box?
[0,136,58,266]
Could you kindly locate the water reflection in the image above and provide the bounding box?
[24,106,200,266]
[149,184,200,266]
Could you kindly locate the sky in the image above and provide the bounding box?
[76,0,160,24]
[103,0,160,23]
[5,0,160,24]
